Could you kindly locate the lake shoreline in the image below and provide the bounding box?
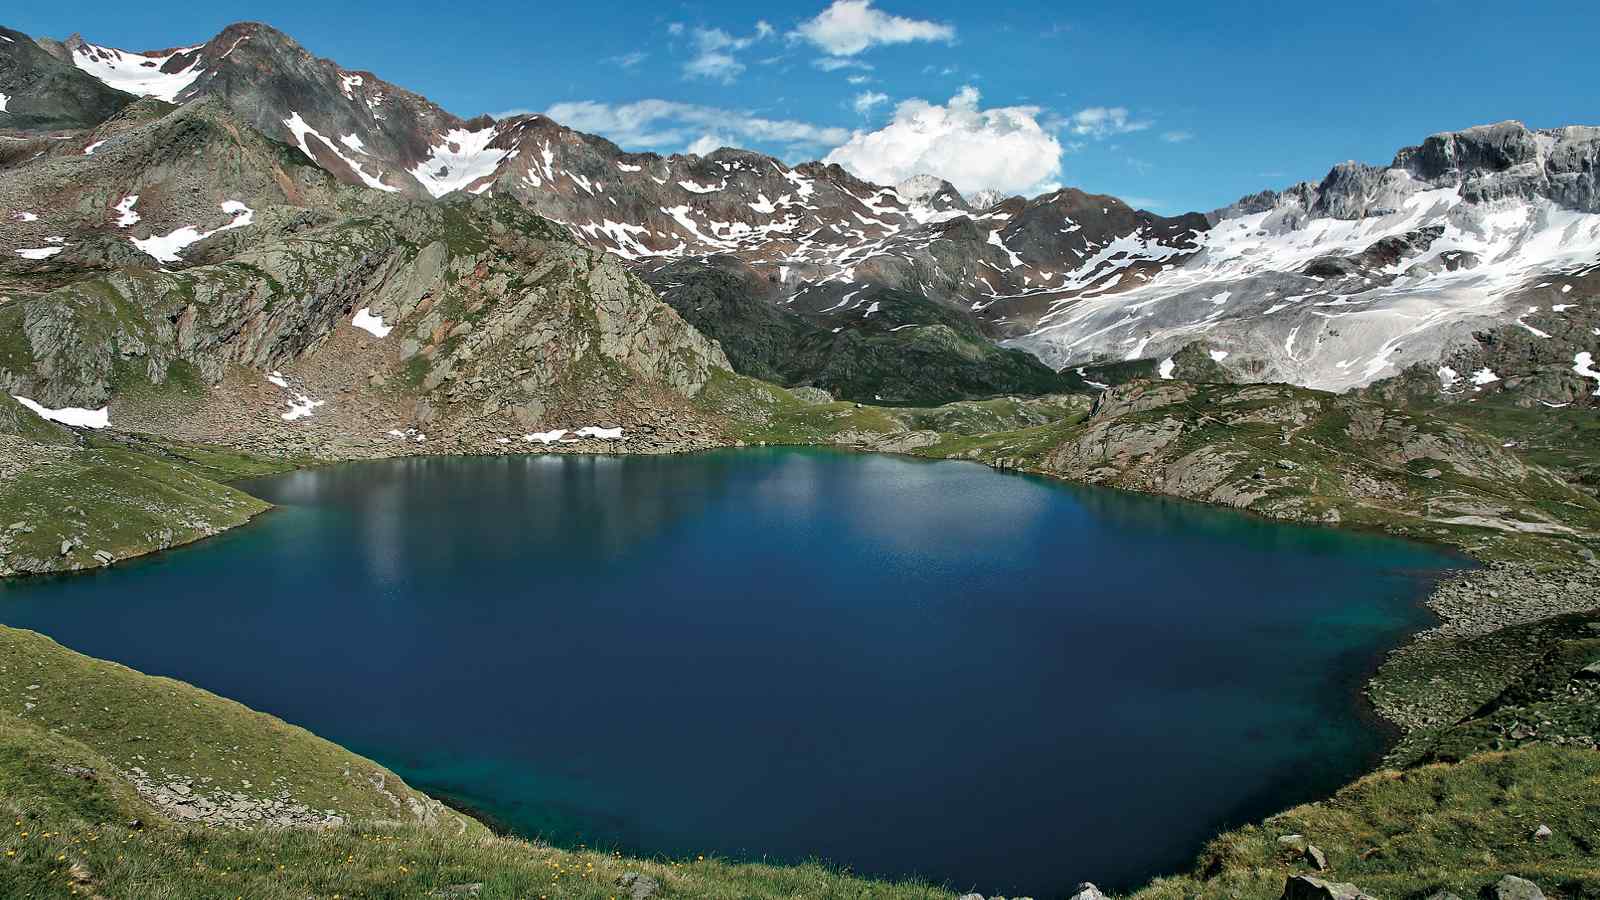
[1,438,1591,894]
[1,447,1468,895]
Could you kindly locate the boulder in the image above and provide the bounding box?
[1277,833,1309,851]
[617,872,661,900]
[1067,884,1106,900]
[1282,875,1379,900]
[789,386,834,406]
[1305,844,1329,871]
[1480,876,1545,900]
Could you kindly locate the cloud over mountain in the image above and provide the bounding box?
[823,86,1062,196]
[543,99,851,154]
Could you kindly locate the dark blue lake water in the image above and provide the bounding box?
[0,448,1463,896]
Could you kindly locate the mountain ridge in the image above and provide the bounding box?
[3,20,1599,405]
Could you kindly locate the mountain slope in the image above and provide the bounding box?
[0,25,133,131]
[1011,123,1600,391]
[0,92,731,460]
[28,22,1599,398]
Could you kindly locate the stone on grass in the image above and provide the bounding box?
[1282,875,1378,900]
[618,872,661,900]
[1480,876,1545,900]
[1305,844,1328,870]
[1068,884,1106,900]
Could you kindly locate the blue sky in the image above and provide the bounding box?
[15,1,1600,212]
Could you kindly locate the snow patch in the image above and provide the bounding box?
[1575,352,1600,396]
[113,195,140,227]
[351,307,393,338]
[1158,357,1176,380]
[11,396,108,429]
[283,112,398,192]
[522,430,567,444]
[281,394,325,421]
[410,126,513,197]
[15,247,63,260]
[575,426,623,440]
[131,201,254,263]
[72,41,203,102]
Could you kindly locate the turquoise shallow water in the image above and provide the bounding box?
[0,448,1465,897]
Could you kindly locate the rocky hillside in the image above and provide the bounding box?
[0,25,132,131]
[0,86,733,461]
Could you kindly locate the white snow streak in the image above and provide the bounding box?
[12,396,109,429]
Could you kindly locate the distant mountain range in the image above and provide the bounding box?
[4,20,1599,401]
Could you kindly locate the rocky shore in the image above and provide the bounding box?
[1369,562,1599,739]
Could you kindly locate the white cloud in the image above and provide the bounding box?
[686,50,743,82]
[794,0,955,56]
[686,134,728,156]
[545,99,851,152]
[847,74,872,85]
[1161,130,1194,143]
[813,57,874,72]
[1066,106,1151,139]
[823,86,1062,197]
[685,28,748,82]
[609,51,648,70]
[682,24,776,84]
[852,91,889,115]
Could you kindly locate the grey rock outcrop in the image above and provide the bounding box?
[617,872,661,900]
[1480,876,1545,900]
[1282,875,1379,900]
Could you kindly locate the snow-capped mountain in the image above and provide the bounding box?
[1008,123,1600,391]
[7,22,1599,393]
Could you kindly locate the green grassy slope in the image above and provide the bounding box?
[1134,744,1600,900]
